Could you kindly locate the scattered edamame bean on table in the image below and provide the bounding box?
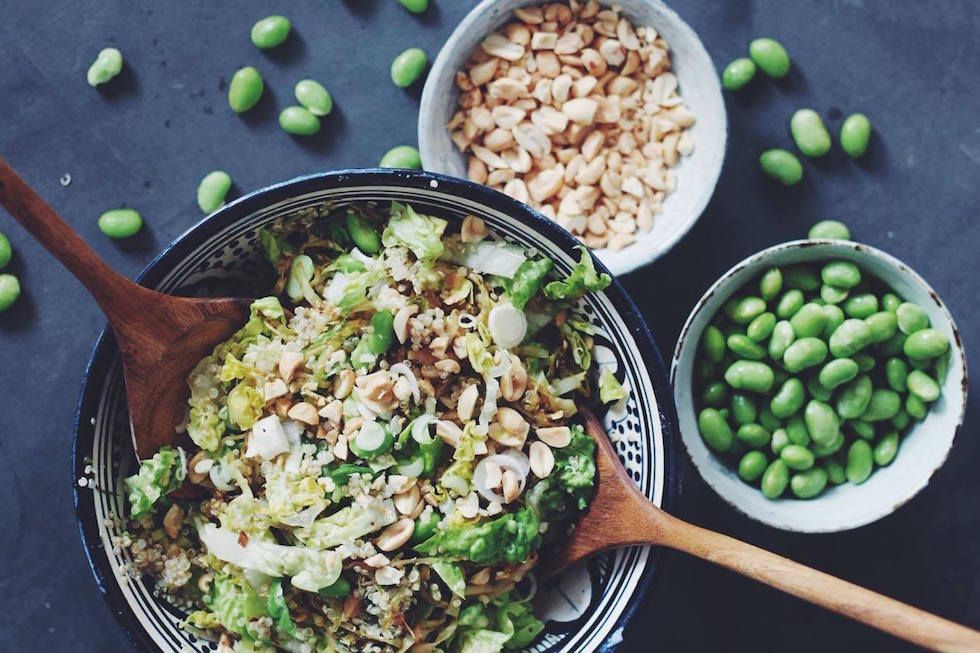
[278,106,321,136]
[722,57,757,91]
[748,37,791,78]
[840,113,873,158]
[790,109,832,158]
[250,15,291,50]
[0,232,12,269]
[196,171,233,214]
[379,145,422,169]
[397,0,429,14]
[98,208,143,239]
[759,149,804,185]
[227,66,264,114]
[294,79,333,117]
[86,47,123,87]
[390,47,428,88]
[0,273,20,312]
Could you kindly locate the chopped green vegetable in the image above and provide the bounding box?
[431,560,466,597]
[599,369,629,404]
[506,258,554,309]
[544,246,611,301]
[266,578,296,637]
[382,202,447,259]
[124,446,186,519]
[415,508,541,566]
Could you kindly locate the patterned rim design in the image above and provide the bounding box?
[71,170,682,653]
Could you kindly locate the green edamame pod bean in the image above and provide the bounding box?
[821,261,862,289]
[806,376,833,402]
[847,420,875,440]
[345,211,382,254]
[749,37,791,78]
[818,358,859,389]
[885,358,909,392]
[747,312,776,342]
[0,274,20,312]
[279,106,321,136]
[770,378,805,419]
[295,79,333,116]
[776,290,805,318]
[228,66,264,113]
[727,334,767,360]
[791,467,828,498]
[738,451,768,482]
[761,459,790,499]
[737,423,771,448]
[0,232,12,269]
[909,357,932,371]
[824,458,846,485]
[724,361,775,393]
[896,302,929,334]
[811,432,844,458]
[935,352,950,384]
[702,325,726,363]
[398,0,430,13]
[783,337,828,373]
[804,400,839,447]
[891,410,910,431]
[783,266,822,291]
[822,305,845,337]
[196,171,232,214]
[790,303,827,338]
[369,310,395,352]
[379,145,422,169]
[722,58,757,90]
[853,353,876,372]
[759,149,803,185]
[881,293,901,313]
[698,408,734,453]
[790,109,832,158]
[251,15,291,49]
[758,405,781,432]
[906,394,927,420]
[785,414,811,447]
[780,444,814,471]
[808,220,851,241]
[829,319,873,358]
[730,296,767,324]
[730,393,758,425]
[770,429,790,455]
[840,113,872,158]
[843,293,878,319]
[877,331,907,357]
[87,47,123,87]
[759,268,783,301]
[846,440,873,484]
[906,370,940,402]
[391,48,428,88]
[701,382,729,407]
[873,431,899,466]
[861,389,901,421]
[411,510,440,543]
[820,284,849,305]
[98,208,143,239]
[903,328,949,361]
[696,359,716,384]
[865,311,898,344]
[768,320,796,360]
[836,374,872,419]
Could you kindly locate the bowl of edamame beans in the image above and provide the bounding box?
[671,240,967,532]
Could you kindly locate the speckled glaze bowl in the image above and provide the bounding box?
[672,240,968,533]
[419,0,727,276]
[72,170,681,652]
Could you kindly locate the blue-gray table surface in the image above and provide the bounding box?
[1,1,977,651]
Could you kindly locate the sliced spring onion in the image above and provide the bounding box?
[349,421,394,459]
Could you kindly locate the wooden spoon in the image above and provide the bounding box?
[0,159,250,471]
[544,407,980,653]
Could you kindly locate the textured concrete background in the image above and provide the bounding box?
[0,1,977,651]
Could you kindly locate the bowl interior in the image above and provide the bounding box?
[671,240,967,532]
[73,171,679,653]
[418,0,727,276]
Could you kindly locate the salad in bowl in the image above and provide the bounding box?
[118,200,627,653]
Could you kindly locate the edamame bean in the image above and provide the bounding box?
[731,393,758,425]
[768,320,795,359]
[820,284,849,305]
[885,357,908,392]
[0,232,11,269]
[398,0,429,13]
[761,459,790,499]
[86,47,123,87]
[906,394,927,420]
[0,274,20,312]
[776,289,805,318]
[811,432,844,458]
[821,261,861,289]
[864,311,898,344]
[228,66,264,113]
[737,423,771,448]
[784,266,821,291]
[791,467,828,499]
[759,268,783,301]
[702,325,726,363]
[824,458,846,485]
[759,149,803,185]
[379,145,423,169]
[906,370,940,402]
[722,58,757,90]
[822,304,845,337]
[698,408,734,453]
[738,451,768,482]
[840,113,872,158]
[848,420,875,440]
[771,429,790,455]
[853,353,876,372]
[836,374,872,419]
[790,303,827,338]
[98,208,142,239]
[935,352,950,384]
[196,170,232,214]
[279,106,321,136]
[903,328,949,360]
[843,293,878,319]
[808,220,851,241]
[251,15,291,49]
[806,376,833,402]
[345,211,382,254]
[896,302,929,334]
[846,440,873,484]
[730,296,767,324]
[725,361,775,393]
[829,319,873,357]
[391,47,427,88]
[780,444,814,471]
[785,414,811,446]
[295,79,333,116]
[701,382,729,407]
[881,293,901,313]
[790,109,831,157]
[783,337,828,372]
[759,406,781,432]
[877,331,907,357]
[873,431,899,466]
[696,359,715,384]
[727,334,767,360]
[770,378,805,418]
[818,358,859,389]
[892,410,910,431]
[862,389,901,421]
[747,312,776,342]
[804,400,839,447]
[749,37,791,78]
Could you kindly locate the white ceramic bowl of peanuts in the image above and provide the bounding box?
[420,0,726,275]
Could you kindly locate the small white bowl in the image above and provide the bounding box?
[671,240,968,533]
[419,0,727,276]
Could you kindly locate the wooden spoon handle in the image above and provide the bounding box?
[655,510,980,652]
